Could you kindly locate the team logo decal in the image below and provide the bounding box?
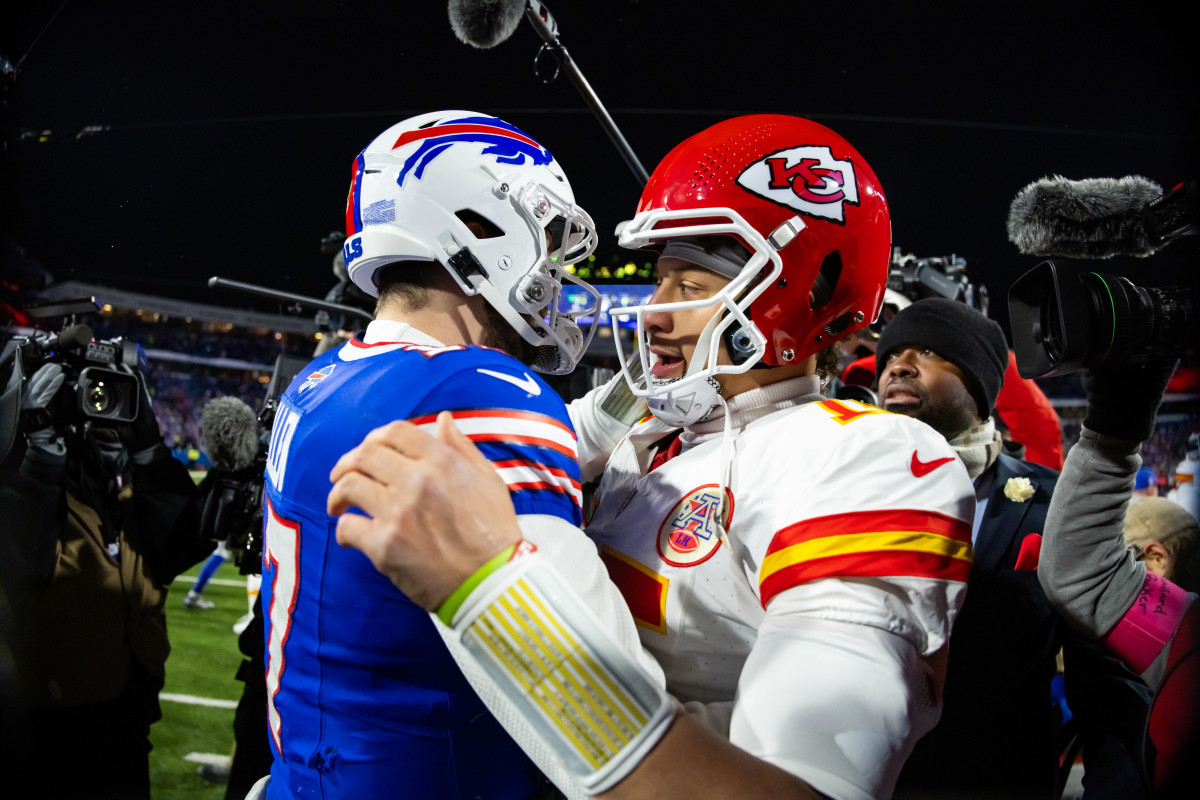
[298,364,336,392]
[736,144,859,223]
[392,115,554,185]
[656,484,734,568]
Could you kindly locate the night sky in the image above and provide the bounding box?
[2,1,1196,334]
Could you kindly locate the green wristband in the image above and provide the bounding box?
[436,544,517,626]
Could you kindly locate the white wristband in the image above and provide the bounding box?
[449,552,674,794]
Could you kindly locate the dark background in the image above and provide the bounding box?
[2,0,1196,335]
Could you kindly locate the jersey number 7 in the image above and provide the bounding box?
[264,499,301,755]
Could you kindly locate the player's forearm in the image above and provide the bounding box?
[596,711,823,800]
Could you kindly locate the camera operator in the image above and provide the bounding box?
[1005,171,1200,797]
[1038,350,1199,799]
[0,335,214,800]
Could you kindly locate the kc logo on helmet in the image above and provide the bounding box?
[736,145,859,224]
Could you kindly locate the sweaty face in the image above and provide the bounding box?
[878,346,980,438]
[643,257,731,382]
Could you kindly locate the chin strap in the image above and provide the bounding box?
[711,392,734,550]
[646,311,725,427]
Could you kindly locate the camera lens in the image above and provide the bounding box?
[1036,299,1065,362]
[87,381,112,413]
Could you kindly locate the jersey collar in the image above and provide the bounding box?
[362,319,443,347]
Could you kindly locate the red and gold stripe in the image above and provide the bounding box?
[599,548,669,635]
[759,509,972,607]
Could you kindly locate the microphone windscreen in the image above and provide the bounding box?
[201,396,259,471]
[1006,175,1163,259]
[448,0,526,48]
[58,324,94,349]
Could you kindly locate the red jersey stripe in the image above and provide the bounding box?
[467,432,575,459]
[760,549,973,608]
[599,548,669,635]
[765,508,972,556]
[411,407,576,439]
[492,459,582,489]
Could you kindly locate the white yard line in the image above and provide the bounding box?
[170,577,250,588]
[160,692,238,709]
[184,752,232,767]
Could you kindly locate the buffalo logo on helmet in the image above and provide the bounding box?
[391,115,555,185]
[736,144,859,224]
[657,485,734,568]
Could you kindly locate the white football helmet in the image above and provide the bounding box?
[344,110,601,374]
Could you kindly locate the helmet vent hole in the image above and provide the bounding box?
[810,251,842,309]
[455,209,505,239]
[824,310,855,338]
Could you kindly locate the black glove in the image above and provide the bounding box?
[1083,348,1178,442]
[109,370,166,462]
[20,363,67,467]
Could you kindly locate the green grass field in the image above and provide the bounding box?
[151,562,257,799]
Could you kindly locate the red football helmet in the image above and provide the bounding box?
[612,115,891,422]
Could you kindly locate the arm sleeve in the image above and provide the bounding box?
[1039,427,1187,688]
[994,350,1064,470]
[757,407,975,657]
[431,513,665,800]
[731,599,941,800]
[724,406,974,798]
[1038,428,1145,636]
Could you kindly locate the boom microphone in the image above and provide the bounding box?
[1007,175,1162,258]
[200,396,259,472]
[449,0,526,48]
[1007,175,1200,259]
[29,323,94,357]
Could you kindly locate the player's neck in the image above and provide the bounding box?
[377,291,490,348]
[716,355,817,399]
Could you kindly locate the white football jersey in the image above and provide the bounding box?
[586,395,975,799]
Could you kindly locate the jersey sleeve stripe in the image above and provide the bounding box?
[761,529,973,577]
[412,408,576,440]
[494,464,583,507]
[491,459,580,484]
[414,412,578,458]
[758,509,973,607]
[764,508,972,555]
[760,550,973,608]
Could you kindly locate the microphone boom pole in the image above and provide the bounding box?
[207,276,374,323]
[523,1,649,186]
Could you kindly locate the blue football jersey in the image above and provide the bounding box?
[261,335,582,799]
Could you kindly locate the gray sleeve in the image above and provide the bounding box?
[1038,427,1148,639]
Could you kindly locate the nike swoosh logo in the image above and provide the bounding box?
[910,451,956,478]
[477,368,542,396]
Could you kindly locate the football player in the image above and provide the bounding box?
[258,111,656,799]
[330,115,976,799]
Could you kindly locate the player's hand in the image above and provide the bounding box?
[328,411,522,610]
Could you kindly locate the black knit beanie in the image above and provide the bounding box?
[874,297,1009,419]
